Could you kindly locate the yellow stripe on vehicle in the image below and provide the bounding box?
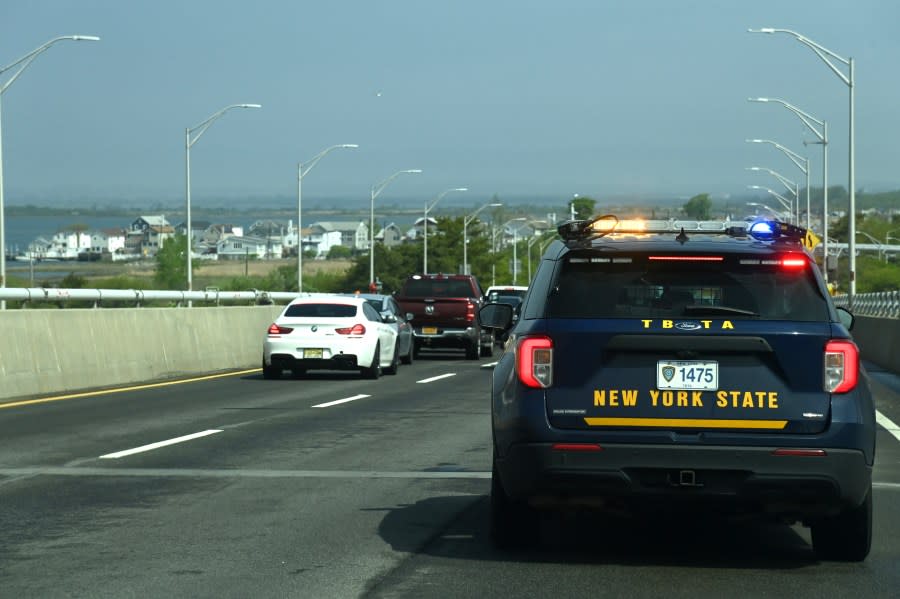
[583,417,788,430]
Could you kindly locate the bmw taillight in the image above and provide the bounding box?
[516,336,553,388]
[824,339,859,393]
[268,323,293,336]
[335,323,366,336]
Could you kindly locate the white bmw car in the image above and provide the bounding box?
[262,296,399,379]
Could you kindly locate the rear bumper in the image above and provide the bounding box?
[496,442,871,517]
[413,326,479,349]
[263,337,376,369]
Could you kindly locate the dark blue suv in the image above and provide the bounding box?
[480,216,875,561]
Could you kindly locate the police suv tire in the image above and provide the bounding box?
[811,486,872,562]
[490,461,535,549]
[361,343,382,379]
[384,342,400,375]
[262,358,281,380]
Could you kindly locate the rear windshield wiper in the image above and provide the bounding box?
[683,305,759,317]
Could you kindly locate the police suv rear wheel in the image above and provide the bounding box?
[811,486,872,562]
[490,461,536,549]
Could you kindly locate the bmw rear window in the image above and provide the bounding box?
[546,252,829,321]
[285,303,358,318]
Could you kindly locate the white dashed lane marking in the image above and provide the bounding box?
[100,430,223,459]
[876,410,900,444]
[312,394,370,408]
[417,373,456,384]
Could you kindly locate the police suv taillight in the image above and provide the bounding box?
[517,336,553,388]
[824,339,859,393]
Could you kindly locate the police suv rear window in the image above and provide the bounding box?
[547,252,828,321]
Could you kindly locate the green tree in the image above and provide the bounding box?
[682,193,712,219]
[327,245,352,259]
[154,234,196,289]
[570,197,596,220]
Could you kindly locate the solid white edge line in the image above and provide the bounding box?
[312,394,370,408]
[100,429,223,459]
[416,373,457,384]
[876,410,900,443]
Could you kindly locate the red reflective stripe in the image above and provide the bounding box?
[772,449,827,457]
[552,443,603,452]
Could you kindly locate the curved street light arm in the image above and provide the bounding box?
[188,103,262,148]
[300,144,358,179]
[372,169,422,201]
[1,35,100,94]
[746,139,807,173]
[750,28,850,82]
[748,97,825,142]
[746,167,798,198]
[747,186,792,213]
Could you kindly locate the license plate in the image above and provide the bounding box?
[657,360,718,390]
[303,348,324,359]
[422,327,438,335]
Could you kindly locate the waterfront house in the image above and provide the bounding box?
[309,221,368,251]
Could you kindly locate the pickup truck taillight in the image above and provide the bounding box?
[517,336,553,388]
[824,339,859,393]
[465,300,476,323]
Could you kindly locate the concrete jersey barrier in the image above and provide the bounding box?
[0,306,283,402]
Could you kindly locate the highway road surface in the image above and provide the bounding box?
[1,352,899,598]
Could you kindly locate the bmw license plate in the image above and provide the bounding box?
[303,348,324,359]
[422,327,438,335]
[657,360,718,390]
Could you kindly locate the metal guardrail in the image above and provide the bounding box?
[0,287,315,308]
[833,291,900,319]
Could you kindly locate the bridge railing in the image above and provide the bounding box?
[833,291,900,319]
[0,287,310,308]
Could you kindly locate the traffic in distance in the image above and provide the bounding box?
[479,215,875,561]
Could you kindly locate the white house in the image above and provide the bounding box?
[309,221,368,251]
[216,236,280,260]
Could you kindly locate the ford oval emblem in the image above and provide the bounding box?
[675,321,702,331]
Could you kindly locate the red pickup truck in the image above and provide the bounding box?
[395,274,494,359]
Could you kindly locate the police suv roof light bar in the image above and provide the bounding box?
[558,215,808,245]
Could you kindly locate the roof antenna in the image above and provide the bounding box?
[675,228,689,244]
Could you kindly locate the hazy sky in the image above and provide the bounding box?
[2,0,898,208]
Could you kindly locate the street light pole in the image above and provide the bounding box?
[370,169,421,288]
[511,221,529,285]
[745,167,798,223]
[296,144,358,292]
[747,186,794,220]
[0,34,100,310]
[423,187,467,274]
[185,103,261,303]
[748,98,829,281]
[749,27,856,305]
[463,201,501,275]
[745,139,809,227]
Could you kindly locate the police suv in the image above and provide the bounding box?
[480,215,875,561]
